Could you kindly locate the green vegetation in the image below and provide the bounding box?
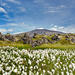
[32,34,75,50]
[34,44,75,50]
[0,33,75,50]
[32,34,44,41]
[0,41,32,50]
[0,40,75,50]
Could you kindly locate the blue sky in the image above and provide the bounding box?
[0,0,75,34]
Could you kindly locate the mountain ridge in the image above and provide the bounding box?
[15,29,64,37]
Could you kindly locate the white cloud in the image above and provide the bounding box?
[34,0,66,14]
[37,28,44,29]
[0,18,12,22]
[62,25,75,33]
[13,31,24,34]
[60,5,66,8]
[18,7,26,12]
[2,3,7,6]
[0,23,26,28]
[4,14,10,18]
[8,29,13,32]
[54,25,57,28]
[0,29,7,33]
[46,5,66,13]
[5,22,26,26]
[48,5,66,9]
[33,0,44,3]
[50,25,64,31]
[8,23,18,26]
[47,10,59,13]
[0,29,13,33]
[0,7,10,20]
[0,7,7,14]
[7,0,21,4]
[50,27,57,31]
[50,24,75,33]
[58,26,64,29]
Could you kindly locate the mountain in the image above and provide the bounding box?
[28,29,63,36]
[16,29,64,37]
[0,29,75,47]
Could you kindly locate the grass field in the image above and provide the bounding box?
[34,44,75,50]
[0,41,75,50]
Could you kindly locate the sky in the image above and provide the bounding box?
[0,0,75,34]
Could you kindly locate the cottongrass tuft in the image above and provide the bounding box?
[0,46,75,75]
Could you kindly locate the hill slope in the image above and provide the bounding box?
[16,29,64,37]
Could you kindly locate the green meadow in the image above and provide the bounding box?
[0,40,75,50]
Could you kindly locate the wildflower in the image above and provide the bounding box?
[13,69,17,73]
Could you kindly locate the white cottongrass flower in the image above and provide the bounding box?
[0,47,75,75]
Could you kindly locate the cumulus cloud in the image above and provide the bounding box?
[58,26,64,29]
[0,29,13,33]
[0,7,7,14]
[50,24,75,33]
[50,27,57,31]
[0,29,7,33]
[50,25,64,32]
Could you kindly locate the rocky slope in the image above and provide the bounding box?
[0,29,75,47]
